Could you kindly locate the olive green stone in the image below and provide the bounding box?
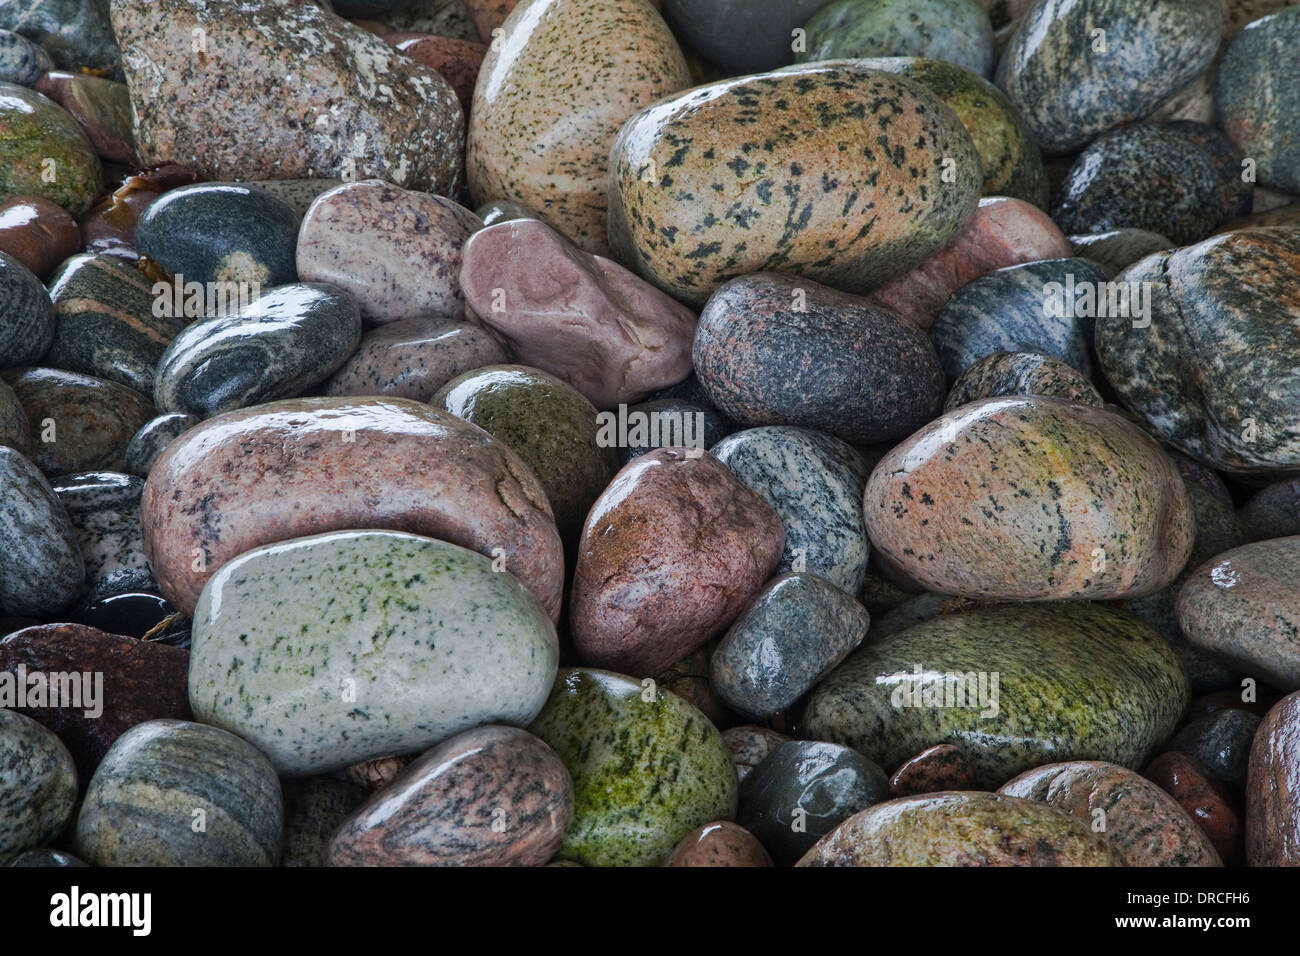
[802,602,1190,788]
[0,82,102,214]
[528,668,738,867]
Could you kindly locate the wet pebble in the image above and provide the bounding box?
[0,708,77,862]
[0,251,54,369]
[889,744,977,797]
[122,413,197,479]
[664,821,772,867]
[52,471,156,601]
[1245,690,1300,866]
[0,195,80,280]
[944,351,1103,410]
[1169,710,1262,797]
[0,29,52,86]
[1145,751,1243,864]
[722,725,789,785]
[0,446,83,616]
[798,0,995,78]
[0,82,102,214]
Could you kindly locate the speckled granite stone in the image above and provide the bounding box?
[1240,477,1300,541]
[281,775,369,867]
[0,378,27,452]
[47,254,187,395]
[1145,751,1243,864]
[570,448,783,676]
[1,367,156,476]
[110,0,464,192]
[0,195,79,279]
[695,274,946,446]
[1169,710,1261,796]
[52,471,155,601]
[944,351,1102,411]
[297,180,480,325]
[122,413,197,478]
[798,0,994,78]
[467,0,689,254]
[0,29,51,85]
[432,365,617,541]
[0,708,77,862]
[618,398,733,465]
[190,531,558,776]
[327,725,572,866]
[802,602,1190,788]
[711,427,870,593]
[528,668,738,867]
[378,0,478,39]
[0,0,121,76]
[797,791,1123,866]
[0,251,53,368]
[387,33,485,114]
[76,719,282,866]
[0,622,190,777]
[153,283,362,419]
[661,0,825,74]
[1069,229,1175,274]
[609,63,981,307]
[999,760,1221,866]
[0,446,83,615]
[240,178,340,219]
[140,396,563,619]
[865,397,1194,600]
[995,0,1220,154]
[889,744,976,797]
[1168,120,1255,222]
[722,725,788,784]
[664,821,772,867]
[33,71,136,164]
[1245,690,1300,865]
[1216,8,1300,194]
[0,82,102,214]
[323,316,508,401]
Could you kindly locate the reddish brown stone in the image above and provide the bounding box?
[0,196,80,280]
[889,744,977,797]
[388,33,486,113]
[570,448,784,676]
[34,72,138,166]
[664,821,773,867]
[1145,751,1243,864]
[0,623,190,778]
[1245,690,1300,866]
[465,0,517,41]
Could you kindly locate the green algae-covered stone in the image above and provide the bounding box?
[841,56,1047,208]
[189,530,559,777]
[432,364,617,541]
[608,63,981,307]
[0,82,101,214]
[801,602,1191,788]
[528,668,738,866]
[0,708,77,862]
[75,718,282,866]
[797,791,1123,866]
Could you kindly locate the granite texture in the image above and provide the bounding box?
[52,471,156,601]
[944,351,1103,410]
[0,708,77,862]
[1245,690,1300,865]
[0,445,83,615]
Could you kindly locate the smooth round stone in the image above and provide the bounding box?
[75,719,282,866]
[664,821,772,867]
[0,0,121,75]
[1178,537,1300,691]
[431,364,617,540]
[1052,124,1229,245]
[0,622,190,777]
[280,774,368,867]
[695,274,946,446]
[0,376,27,452]
[710,573,868,721]
[1168,120,1255,223]
[1169,710,1262,797]
[722,725,789,785]
[1240,477,1300,542]
[1097,229,1300,475]
[0,251,53,368]
[995,0,1221,155]
[711,427,869,592]
[0,709,77,862]
[570,448,783,676]
[1216,8,1300,194]
[324,316,507,402]
[945,351,1103,410]
[0,195,79,279]
[6,848,86,866]
[52,471,155,601]
[0,446,83,615]
[739,740,889,866]
[47,253,188,395]
[327,725,573,867]
[799,0,994,78]
[78,162,198,262]
[1245,690,1300,866]
[618,398,732,465]
[1145,751,1243,864]
[467,0,690,254]
[475,198,536,227]
[1,366,156,476]
[528,668,738,867]
[140,396,563,619]
[931,258,1110,381]
[1069,228,1175,274]
[297,180,480,325]
[889,744,976,797]
[189,530,558,776]
[460,218,698,410]
[609,64,981,308]
[122,412,197,478]
[802,603,1191,788]
[34,71,136,164]
[0,29,52,85]
[69,591,175,640]
[865,398,1194,600]
[0,82,102,213]
[798,791,1123,866]
[999,760,1221,866]
[135,182,299,289]
[872,197,1069,330]
[153,283,362,419]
